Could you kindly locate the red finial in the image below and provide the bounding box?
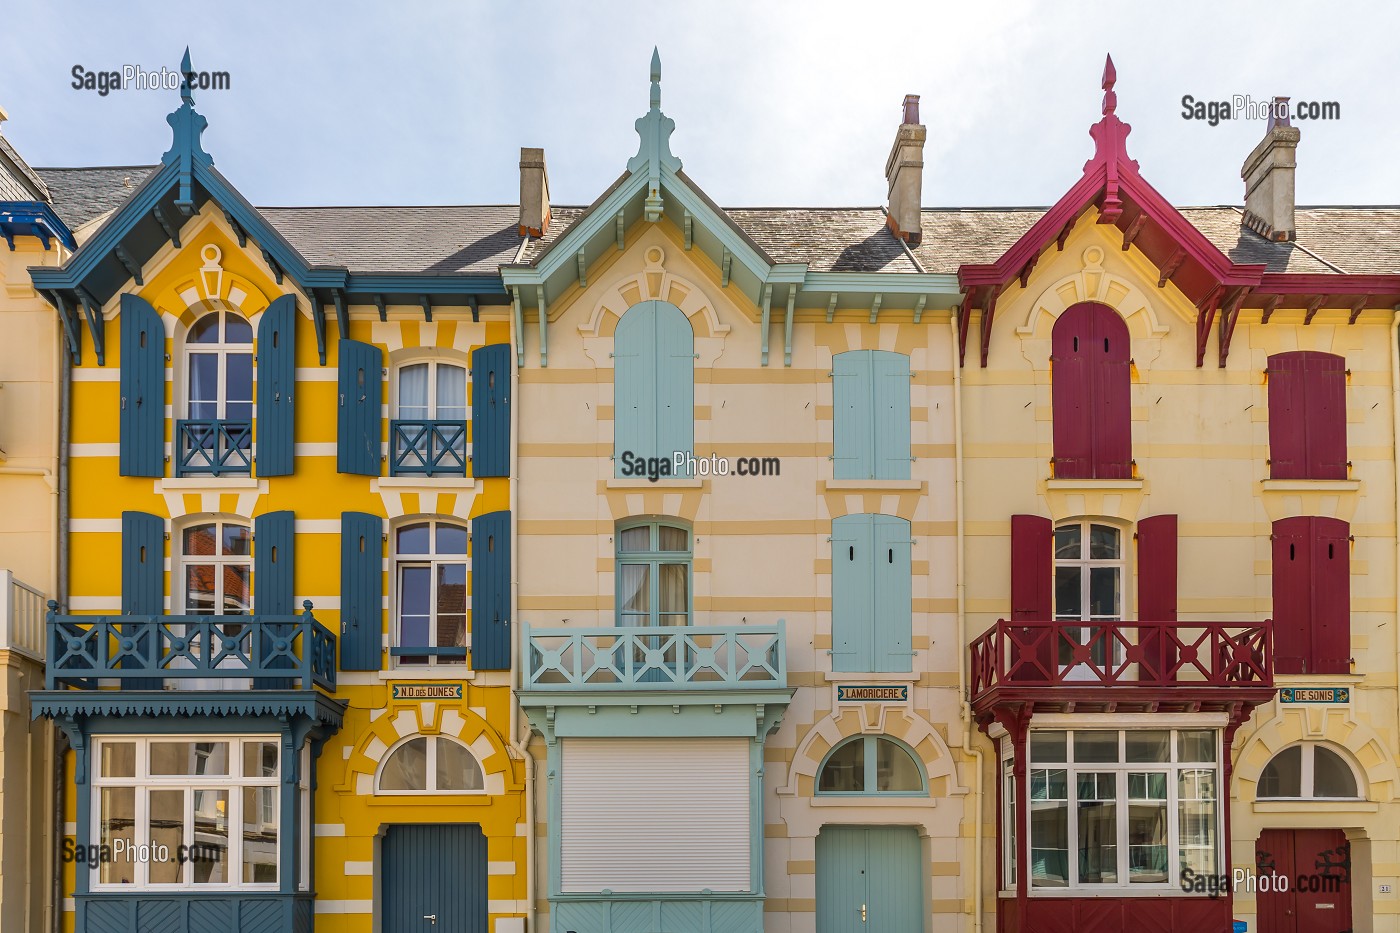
[1101,54,1117,116]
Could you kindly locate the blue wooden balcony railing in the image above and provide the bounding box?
[390,419,468,476]
[175,418,253,477]
[46,600,337,691]
[522,622,787,690]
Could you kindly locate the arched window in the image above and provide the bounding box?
[1258,744,1361,799]
[377,736,484,794]
[1054,520,1123,670]
[393,520,468,666]
[179,310,254,476]
[392,359,468,476]
[179,519,252,615]
[1051,302,1131,479]
[817,735,925,795]
[616,520,691,627]
[613,301,695,477]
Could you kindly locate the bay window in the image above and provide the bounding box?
[92,736,280,889]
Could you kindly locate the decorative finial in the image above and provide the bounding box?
[650,47,661,111]
[180,47,194,105]
[1101,54,1117,117]
[164,46,212,214]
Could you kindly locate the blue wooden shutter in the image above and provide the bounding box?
[871,515,913,671]
[832,352,875,480]
[872,351,912,480]
[253,510,295,688]
[120,510,164,689]
[470,510,511,670]
[613,302,657,475]
[470,344,511,478]
[337,339,382,476]
[831,514,875,672]
[340,511,383,671]
[654,301,695,473]
[255,295,296,476]
[119,294,165,477]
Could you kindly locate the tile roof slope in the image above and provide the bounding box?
[36,166,157,228]
[0,135,50,202]
[725,208,918,273]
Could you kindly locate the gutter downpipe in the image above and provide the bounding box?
[1391,308,1400,773]
[952,313,985,933]
[51,309,72,933]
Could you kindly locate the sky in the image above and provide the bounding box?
[1,1,1397,211]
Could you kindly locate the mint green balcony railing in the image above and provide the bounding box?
[522,622,786,690]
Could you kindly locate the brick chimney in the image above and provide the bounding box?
[885,94,926,246]
[518,147,550,238]
[1241,98,1299,242]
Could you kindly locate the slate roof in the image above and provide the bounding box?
[25,164,1400,280]
[0,135,50,202]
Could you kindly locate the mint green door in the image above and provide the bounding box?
[816,826,923,933]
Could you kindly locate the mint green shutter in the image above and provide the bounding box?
[613,302,657,475]
[654,302,694,474]
[832,351,875,479]
[831,514,875,672]
[255,295,296,476]
[872,514,913,671]
[871,351,912,480]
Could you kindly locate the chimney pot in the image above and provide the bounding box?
[1241,106,1299,242]
[885,95,927,247]
[518,147,551,239]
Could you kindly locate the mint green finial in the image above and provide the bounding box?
[650,47,661,110]
[629,48,681,221]
[180,47,194,105]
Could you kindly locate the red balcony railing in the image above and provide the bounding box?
[969,619,1273,708]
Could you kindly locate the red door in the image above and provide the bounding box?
[1256,829,1352,933]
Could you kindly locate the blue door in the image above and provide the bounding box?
[816,826,923,933]
[383,824,487,933]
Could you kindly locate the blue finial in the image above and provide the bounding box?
[180,47,194,105]
[164,47,212,214]
[650,47,661,111]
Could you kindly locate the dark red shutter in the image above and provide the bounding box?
[1267,352,1307,480]
[1136,514,1178,681]
[1305,353,1348,480]
[1010,514,1053,681]
[1051,306,1093,479]
[1312,516,1351,674]
[1090,306,1133,479]
[1271,517,1313,674]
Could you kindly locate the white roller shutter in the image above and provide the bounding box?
[560,737,751,893]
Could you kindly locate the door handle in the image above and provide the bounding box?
[861,903,867,922]
[424,915,437,925]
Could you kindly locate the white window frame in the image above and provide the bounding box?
[182,310,255,421]
[1021,728,1223,895]
[393,358,469,421]
[1258,743,1365,801]
[374,735,485,796]
[1002,750,1017,889]
[1054,520,1126,675]
[392,519,470,668]
[90,735,280,892]
[176,518,253,617]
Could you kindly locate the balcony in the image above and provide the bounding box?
[390,419,468,477]
[175,419,252,477]
[0,569,46,661]
[522,622,787,691]
[44,601,336,691]
[969,619,1274,716]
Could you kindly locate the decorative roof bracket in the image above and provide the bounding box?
[759,284,773,366]
[511,287,525,368]
[332,290,348,341]
[77,287,105,366]
[913,295,927,324]
[151,204,181,248]
[536,286,548,368]
[784,285,798,367]
[374,294,387,322]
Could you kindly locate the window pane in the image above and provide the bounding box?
[380,738,428,791]
[657,525,688,552]
[1125,730,1170,763]
[223,314,253,344]
[618,563,650,622]
[1054,566,1081,619]
[399,566,431,650]
[1088,566,1120,618]
[435,739,484,792]
[818,739,864,793]
[1077,772,1118,883]
[1313,747,1358,798]
[188,353,219,419]
[397,523,431,555]
[184,524,217,557]
[224,565,251,614]
[188,314,220,344]
[185,564,216,614]
[243,741,278,779]
[225,353,253,404]
[150,741,230,776]
[1030,768,1068,886]
[242,787,278,883]
[875,738,922,792]
[1089,524,1121,559]
[436,564,467,655]
[619,527,651,552]
[190,789,229,883]
[1030,731,1067,764]
[1178,769,1218,879]
[98,787,136,884]
[1258,746,1302,798]
[436,364,467,419]
[657,563,688,626]
[100,742,136,778]
[1178,730,1217,763]
[437,524,468,555]
[399,363,429,419]
[1054,525,1081,560]
[222,525,251,556]
[1074,732,1119,764]
[148,789,184,884]
[1128,771,1168,883]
